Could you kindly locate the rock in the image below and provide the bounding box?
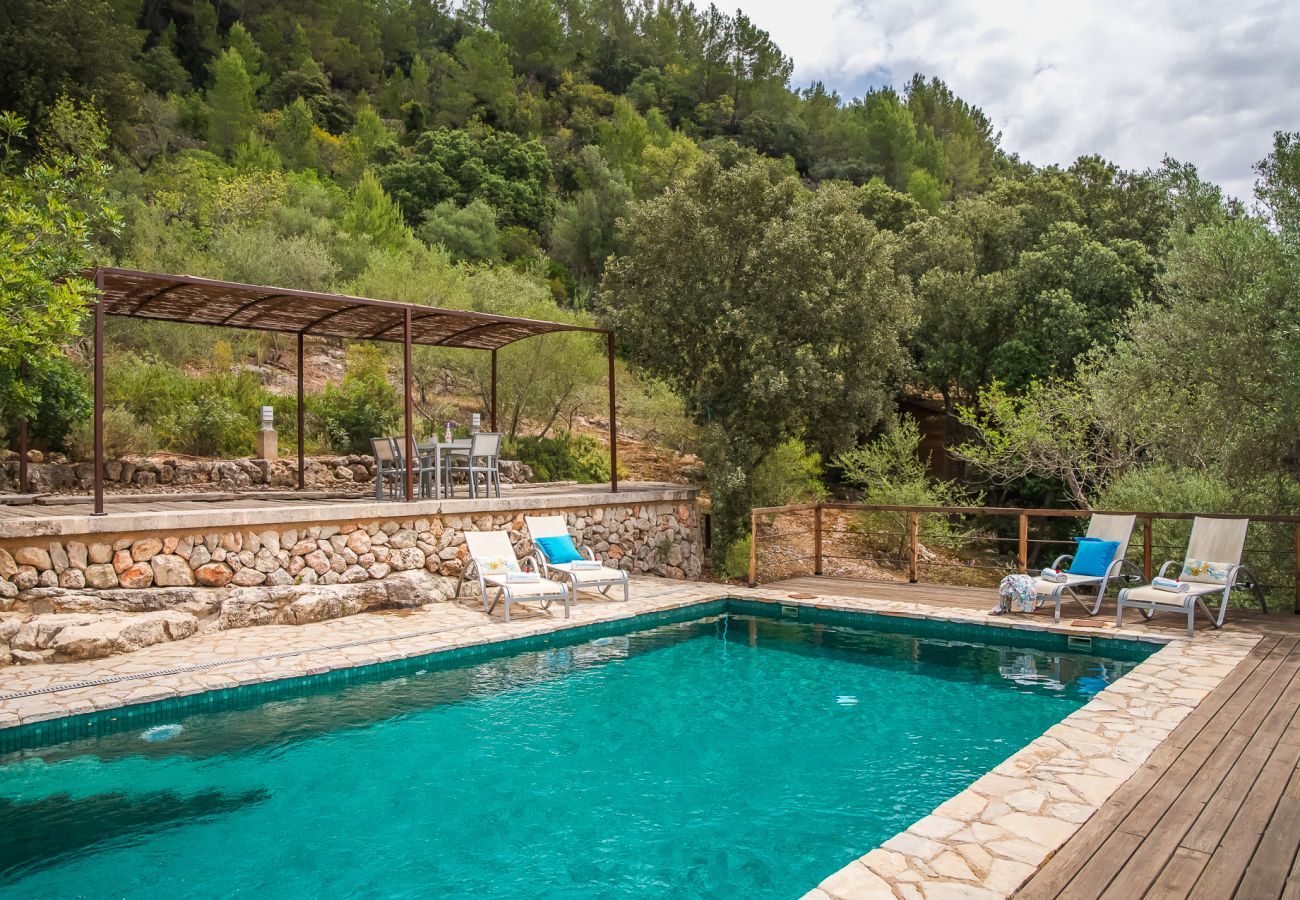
[367,563,391,580]
[189,545,212,568]
[389,529,418,549]
[88,543,113,564]
[388,547,425,571]
[231,567,267,587]
[130,538,163,562]
[14,546,52,571]
[340,565,369,584]
[13,614,97,651]
[217,593,278,629]
[84,564,119,589]
[194,562,234,587]
[345,531,371,555]
[47,610,199,660]
[0,549,15,579]
[118,563,154,589]
[58,569,86,589]
[37,569,57,588]
[265,568,294,587]
[13,567,38,591]
[112,550,133,574]
[151,554,196,587]
[47,543,70,574]
[66,541,88,570]
[0,579,17,601]
[10,648,46,665]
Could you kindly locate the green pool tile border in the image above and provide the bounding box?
[0,598,1156,755]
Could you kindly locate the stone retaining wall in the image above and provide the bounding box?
[0,497,701,665]
[0,453,532,494]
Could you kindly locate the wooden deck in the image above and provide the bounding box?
[766,576,1300,898]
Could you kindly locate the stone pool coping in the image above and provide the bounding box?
[0,576,1257,898]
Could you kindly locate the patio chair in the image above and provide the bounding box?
[443,432,502,499]
[457,530,570,622]
[525,514,630,603]
[391,436,438,500]
[1117,517,1266,637]
[1034,513,1139,623]
[371,437,403,500]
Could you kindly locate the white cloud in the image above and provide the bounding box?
[732,0,1299,200]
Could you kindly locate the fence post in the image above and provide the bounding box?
[1018,512,1029,574]
[1143,516,1154,581]
[747,509,757,587]
[1293,523,1300,615]
[908,511,920,583]
[813,503,823,576]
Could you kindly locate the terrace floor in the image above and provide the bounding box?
[767,575,1300,899]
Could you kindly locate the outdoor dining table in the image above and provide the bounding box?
[416,438,472,499]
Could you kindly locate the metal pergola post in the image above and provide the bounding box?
[93,271,105,516]
[403,307,415,502]
[16,359,27,495]
[296,332,305,490]
[608,331,618,494]
[490,348,497,432]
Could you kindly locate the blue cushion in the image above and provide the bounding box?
[535,535,583,564]
[1068,537,1120,577]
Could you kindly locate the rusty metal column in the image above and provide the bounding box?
[16,359,27,494]
[607,332,618,493]
[93,271,105,516]
[403,309,415,502]
[490,348,497,432]
[296,333,306,490]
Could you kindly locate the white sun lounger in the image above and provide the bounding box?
[457,531,571,623]
[1116,517,1265,637]
[1035,513,1138,623]
[525,515,630,603]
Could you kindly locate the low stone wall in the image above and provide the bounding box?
[0,495,701,664]
[0,453,532,494]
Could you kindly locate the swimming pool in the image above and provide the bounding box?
[0,601,1152,898]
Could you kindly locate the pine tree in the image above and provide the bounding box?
[274,97,317,171]
[343,170,412,251]
[207,49,257,158]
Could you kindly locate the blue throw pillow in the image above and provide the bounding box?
[535,535,583,564]
[1068,537,1120,577]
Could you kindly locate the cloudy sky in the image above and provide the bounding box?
[733,0,1298,200]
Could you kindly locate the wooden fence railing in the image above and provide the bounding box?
[748,502,1300,613]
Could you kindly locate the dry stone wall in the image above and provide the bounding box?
[0,453,532,494]
[0,499,701,665]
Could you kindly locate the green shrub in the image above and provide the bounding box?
[66,406,156,459]
[751,438,826,508]
[312,345,401,454]
[834,416,980,555]
[505,430,619,483]
[716,536,752,581]
[0,355,90,452]
[157,394,253,457]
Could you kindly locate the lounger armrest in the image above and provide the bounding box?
[1157,560,1178,579]
[580,545,597,562]
[1051,554,1073,570]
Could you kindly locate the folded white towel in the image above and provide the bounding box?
[506,572,540,583]
[569,560,602,570]
[1039,567,1068,583]
[1152,577,1189,594]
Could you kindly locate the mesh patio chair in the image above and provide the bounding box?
[443,432,502,499]
[1117,517,1266,636]
[525,514,630,603]
[371,437,403,501]
[1034,514,1140,622]
[456,530,570,622]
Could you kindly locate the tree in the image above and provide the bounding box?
[548,146,632,287]
[601,157,914,549]
[275,97,318,171]
[206,49,257,158]
[342,171,414,251]
[379,127,552,230]
[0,102,117,427]
[418,199,502,262]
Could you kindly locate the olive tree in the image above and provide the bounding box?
[601,157,914,549]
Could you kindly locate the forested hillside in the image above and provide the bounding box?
[2,0,1297,569]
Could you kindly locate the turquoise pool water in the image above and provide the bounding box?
[0,606,1150,898]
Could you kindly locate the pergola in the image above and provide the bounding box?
[60,268,618,514]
